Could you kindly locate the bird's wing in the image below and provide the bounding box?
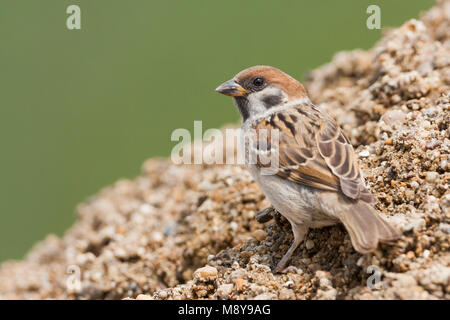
[252,103,376,204]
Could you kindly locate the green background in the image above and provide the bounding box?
[0,0,434,262]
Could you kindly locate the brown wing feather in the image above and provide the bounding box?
[316,113,376,204]
[253,103,376,204]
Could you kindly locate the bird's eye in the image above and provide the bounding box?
[253,77,264,87]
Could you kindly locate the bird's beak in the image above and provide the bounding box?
[215,79,248,97]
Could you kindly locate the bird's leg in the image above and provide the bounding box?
[255,206,275,223]
[257,207,286,252]
[256,206,286,229]
[272,223,308,273]
[269,232,287,271]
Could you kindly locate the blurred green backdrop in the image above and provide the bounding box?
[0,0,434,262]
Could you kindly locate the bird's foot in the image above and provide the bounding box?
[256,206,286,230]
[270,224,308,273]
[271,242,297,273]
[272,211,285,230]
[255,206,276,223]
[271,231,286,252]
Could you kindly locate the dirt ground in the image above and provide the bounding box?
[0,1,448,300]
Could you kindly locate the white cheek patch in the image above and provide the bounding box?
[247,87,288,117]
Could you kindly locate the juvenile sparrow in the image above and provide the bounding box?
[216,66,401,272]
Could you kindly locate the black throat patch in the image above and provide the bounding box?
[234,97,249,121]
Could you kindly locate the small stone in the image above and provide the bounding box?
[193,266,218,281]
[216,284,233,297]
[406,251,415,260]
[229,221,238,231]
[440,159,448,170]
[151,231,163,243]
[403,218,426,232]
[425,172,438,183]
[139,203,153,214]
[279,288,295,300]
[136,294,152,300]
[230,268,247,281]
[359,149,370,157]
[114,248,127,259]
[380,109,406,127]
[305,240,315,250]
[316,288,337,300]
[252,229,267,241]
[234,279,246,292]
[438,223,450,234]
[426,140,442,150]
[195,288,208,298]
[410,181,419,189]
[253,293,277,300]
[356,257,364,267]
[393,274,417,287]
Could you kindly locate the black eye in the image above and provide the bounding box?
[253,77,264,87]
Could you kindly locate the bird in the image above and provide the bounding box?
[215,65,401,272]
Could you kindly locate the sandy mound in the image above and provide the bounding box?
[0,1,448,300]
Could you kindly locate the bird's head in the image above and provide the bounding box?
[216,66,308,122]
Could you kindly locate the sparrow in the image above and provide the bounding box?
[216,65,401,272]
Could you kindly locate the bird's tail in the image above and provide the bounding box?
[337,201,401,254]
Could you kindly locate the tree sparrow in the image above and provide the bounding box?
[216,66,401,272]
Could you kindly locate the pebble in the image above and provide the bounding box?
[359,149,370,157]
[380,109,406,127]
[406,251,415,260]
[136,294,152,300]
[253,293,277,300]
[410,181,419,189]
[356,257,364,267]
[438,223,450,234]
[234,279,246,292]
[316,288,337,300]
[229,222,238,231]
[252,229,267,241]
[403,218,426,232]
[230,268,248,281]
[216,284,233,297]
[278,288,295,300]
[305,240,315,250]
[151,232,163,243]
[440,159,448,170]
[193,266,218,281]
[425,172,438,183]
